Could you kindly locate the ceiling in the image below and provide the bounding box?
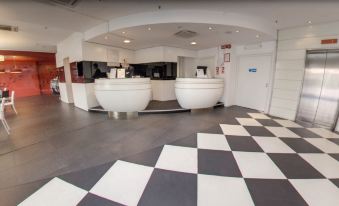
[89,23,273,50]
[1,0,339,52]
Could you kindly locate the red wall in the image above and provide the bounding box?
[0,51,57,97]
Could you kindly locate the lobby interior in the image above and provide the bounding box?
[1,0,339,206]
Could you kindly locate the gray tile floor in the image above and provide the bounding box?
[0,95,257,205]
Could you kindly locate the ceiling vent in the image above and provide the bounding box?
[36,0,81,8]
[0,25,18,32]
[174,30,198,39]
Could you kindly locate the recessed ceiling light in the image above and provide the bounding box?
[190,41,197,45]
[208,27,213,30]
[256,34,260,38]
[104,35,108,40]
[123,39,131,43]
[307,20,312,24]
[148,27,152,31]
[122,31,126,34]
[235,30,240,33]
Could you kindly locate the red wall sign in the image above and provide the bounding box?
[321,39,338,44]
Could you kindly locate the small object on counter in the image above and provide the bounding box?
[109,68,117,79]
[117,68,126,78]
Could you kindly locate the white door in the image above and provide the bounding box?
[236,55,272,111]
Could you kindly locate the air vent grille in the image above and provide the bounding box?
[0,25,18,32]
[174,30,198,39]
[49,0,80,7]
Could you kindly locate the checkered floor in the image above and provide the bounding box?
[18,112,339,206]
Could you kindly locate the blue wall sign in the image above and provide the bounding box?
[248,68,257,73]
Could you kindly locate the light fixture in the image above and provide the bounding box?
[122,31,126,34]
[123,39,131,44]
[208,26,213,30]
[0,55,4,61]
[235,30,240,33]
[148,27,151,31]
[307,20,312,24]
[256,34,260,38]
[104,35,108,40]
[190,41,197,45]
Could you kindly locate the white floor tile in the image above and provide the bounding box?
[266,126,300,138]
[299,154,339,178]
[197,133,230,151]
[155,145,197,174]
[90,160,153,206]
[18,178,87,206]
[253,136,295,153]
[273,119,302,128]
[308,128,339,139]
[233,151,286,179]
[198,174,254,206]
[305,138,339,153]
[220,124,250,136]
[236,118,262,126]
[290,179,339,206]
[248,113,270,119]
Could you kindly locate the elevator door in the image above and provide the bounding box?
[296,50,339,129]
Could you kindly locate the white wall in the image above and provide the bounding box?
[270,21,339,122]
[56,32,83,67]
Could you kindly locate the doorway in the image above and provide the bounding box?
[235,54,272,112]
[296,50,339,130]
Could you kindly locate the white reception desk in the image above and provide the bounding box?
[95,78,151,112]
[175,78,224,109]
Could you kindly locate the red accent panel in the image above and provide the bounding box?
[0,61,41,97]
[0,50,57,97]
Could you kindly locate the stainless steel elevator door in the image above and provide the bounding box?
[313,51,339,128]
[296,50,339,129]
[296,52,326,125]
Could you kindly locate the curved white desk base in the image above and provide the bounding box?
[175,78,224,109]
[95,78,151,113]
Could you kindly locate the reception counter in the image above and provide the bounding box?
[175,78,224,109]
[95,78,151,113]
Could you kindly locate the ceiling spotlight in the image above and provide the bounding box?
[190,41,197,45]
[307,20,312,24]
[123,39,131,44]
[235,30,240,33]
[104,35,108,40]
[256,34,260,38]
[208,27,213,30]
[148,27,152,31]
[122,31,126,34]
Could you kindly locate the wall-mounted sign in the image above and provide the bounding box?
[224,53,230,62]
[221,44,232,49]
[216,67,219,75]
[221,67,225,74]
[248,68,257,73]
[321,39,338,44]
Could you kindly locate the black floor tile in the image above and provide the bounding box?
[245,179,308,206]
[288,128,323,138]
[121,146,164,167]
[256,119,282,127]
[330,179,339,188]
[226,136,264,152]
[138,169,197,206]
[328,138,339,146]
[280,138,323,153]
[58,162,114,191]
[78,193,125,206]
[169,134,197,148]
[244,126,275,137]
[330,154,339,161]
[200,125,223,134]
[198,149,242,177]
[268,153,325,179]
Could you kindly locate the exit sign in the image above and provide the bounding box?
[321,39,338,44]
